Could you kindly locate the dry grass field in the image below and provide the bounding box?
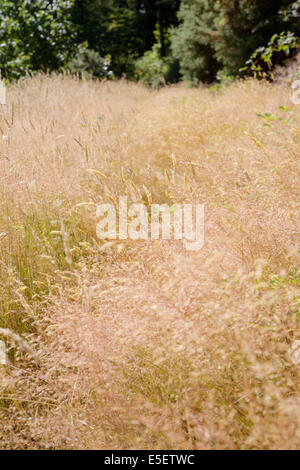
[0,74,299,449]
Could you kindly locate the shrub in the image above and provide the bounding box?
[170,0,295,84]
[68,44,113,79]
[135,43,179,88]
[241,31,299,79]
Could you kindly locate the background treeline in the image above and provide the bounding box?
[0,0,300,85]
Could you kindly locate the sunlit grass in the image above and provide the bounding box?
[0,74,299,449]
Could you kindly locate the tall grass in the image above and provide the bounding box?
[0,74,299,449]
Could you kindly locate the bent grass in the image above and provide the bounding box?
[0,74,299,449]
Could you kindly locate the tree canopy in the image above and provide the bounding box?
[0,0,299,83]
[0,0,78,79]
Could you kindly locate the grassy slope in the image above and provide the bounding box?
[0,75,299,449]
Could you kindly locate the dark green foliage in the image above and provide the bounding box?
[0,0,78,80]
[72,1,181,78]
[135,42,179,88]
[67,44,113,78]
[170,0,299,84]
[1,0,299,84]
[242,1,300,78]
[170,0,219,84]
[72,1,137,77]
[242,31,299,79]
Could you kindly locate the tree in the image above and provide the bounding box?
[72,1,181,77]
[170,0,219,83]
[0,0,78,80]
[170,0,295,83]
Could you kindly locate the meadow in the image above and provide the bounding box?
[0,74,299,449]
